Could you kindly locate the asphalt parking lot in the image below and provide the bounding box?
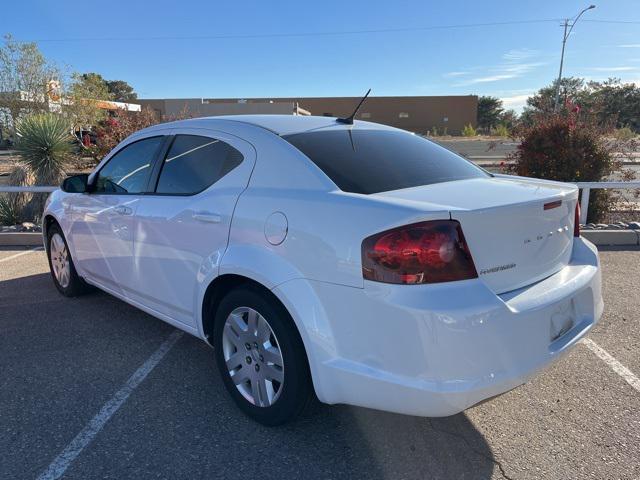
[1,247,639,480]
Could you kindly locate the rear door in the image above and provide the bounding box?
[70,135,166,293]
[130,129,255,328]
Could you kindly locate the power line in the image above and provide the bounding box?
[28,19,565,43]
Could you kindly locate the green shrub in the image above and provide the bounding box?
[0,195,22,225]
[507,114,616,222]
[15,113,71,186]
[430,126,439,137]
[613,126,636,141]
[491,124,510,137]
[462,124,477,137]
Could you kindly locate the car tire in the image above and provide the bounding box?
[46,223,91,297]
[213,285,312,426]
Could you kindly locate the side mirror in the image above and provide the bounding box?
[61,174,89,193]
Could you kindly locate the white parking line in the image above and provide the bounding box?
[581,338,640,393]
[0,246,43,263]
[36,330,184,480]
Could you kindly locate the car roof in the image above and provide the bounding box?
[145,114,395,137]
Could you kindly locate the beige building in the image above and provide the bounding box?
[138,95,478,135]
[138,98,309,119]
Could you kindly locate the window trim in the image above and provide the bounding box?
[148,133,244,197]
[90,135,168,196]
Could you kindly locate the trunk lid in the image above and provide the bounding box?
[375,176,578,294]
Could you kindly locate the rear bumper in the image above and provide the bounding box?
[274,237,602,417]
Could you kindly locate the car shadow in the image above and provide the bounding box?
[122,332,500,480]
[0,272,499,479]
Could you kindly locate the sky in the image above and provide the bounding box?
[4,0,640,112]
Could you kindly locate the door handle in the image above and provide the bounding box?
[114,205,133,216]
[192,212,222,223]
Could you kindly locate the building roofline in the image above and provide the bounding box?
[138,94,478,102]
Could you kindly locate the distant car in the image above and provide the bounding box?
[43,115,603,425]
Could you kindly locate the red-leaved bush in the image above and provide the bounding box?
[86,106,192,162]
[506,109,634,223]
[87,107,161,161]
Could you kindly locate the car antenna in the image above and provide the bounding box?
[336,89,371,125]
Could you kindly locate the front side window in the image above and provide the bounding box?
[94,136,163,194]
[283,129,489,194]
[155,135,243,195]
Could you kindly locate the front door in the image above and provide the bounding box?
[129,130,255,327]
[70,135,165,294]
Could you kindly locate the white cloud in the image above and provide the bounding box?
[501,48,539,61]
[500,62,546,74]
[447,48,547,87]
[500,93,532,111]
[589,66,638,72]
[618,44,640,48]
[443,71,470,78]
[455,62,546,86]
[461,74,518,85]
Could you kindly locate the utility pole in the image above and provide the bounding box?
[553,20,569,112]
[553,5,596,112]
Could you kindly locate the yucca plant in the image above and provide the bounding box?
[0,195,22,226]
[8,114,73,224]
[1,163,35,225]
[15,113,72,186]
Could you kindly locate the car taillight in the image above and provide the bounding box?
[361,220,478,285]
[574,202,581,237]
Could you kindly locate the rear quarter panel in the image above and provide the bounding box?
[222,131,453,289]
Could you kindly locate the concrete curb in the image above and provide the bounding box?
[0,232,44,247]
[1,230,639,248]
[582,230,640,246]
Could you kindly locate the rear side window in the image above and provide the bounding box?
[283,129,488,194]
[156,135,243,195]
[94,136,163,194]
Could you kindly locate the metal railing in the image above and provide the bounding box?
[2,182,640,226]
[574,182,640,224]
[0,186,58,193]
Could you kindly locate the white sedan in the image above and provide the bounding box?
[43,115,603,425]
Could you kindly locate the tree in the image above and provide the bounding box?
[105,80,137,102]
[80,72,106,84]
[477,96,503,133]
[0,34,59,130]
[523,77,587,119]
[500,109,519,130]
[77,73,137,102]
[587,78,640,132]
[65,72,113,130]
[521,77,640,131]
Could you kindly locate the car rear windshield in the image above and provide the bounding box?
[282,129,489,194]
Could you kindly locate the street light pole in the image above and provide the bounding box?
[553,5,596,112]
